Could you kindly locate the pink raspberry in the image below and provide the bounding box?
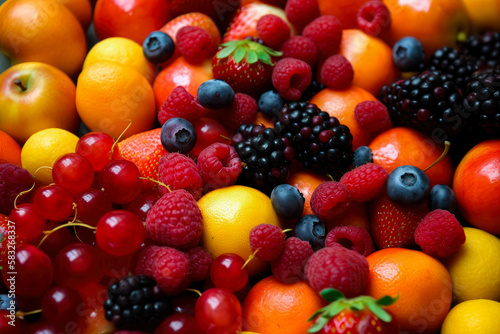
[215,93,258,131]
[145,189,203,249]
[271,237,313,283]
[176,26,216,64]
[158,86,208,124]
[197,143,242,193]
[357,1,392,37]
[256,14,291,49]
[319,55,354,89]
[310,181,351,223]
[354,100,391,133]
[158,152,203,200]
[185,246,212,282]
[285,0,320,27]
[280,36,318,67]
[152,247,191,294]
[272,58,312,101]
[303,16,343,58]
[134,245,163,277]
[414,209,466,258]
[325,226,374,257]
[339,163,389,202]
[0,163,33,215]
[305,245,369,297]
[249,223,286,261]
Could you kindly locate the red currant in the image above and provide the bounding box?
[28,323,59,334]
[33,185,74,221]
[99,160,142,204]
[155,314,203,334]
[96,210,146,256]
[0,310,26,333]
[74,188,113,226]
[8,203,46,242]
[41,285,83,324]
[194,288,242,334]
[76,131,119,172]
[124,190,161,221]
[39,221,79,259]
[190,117,229,158]
[52,153,95,194]
[170,295,198,316]
[210,253,248,292]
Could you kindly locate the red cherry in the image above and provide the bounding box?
[99,160,142,204]
[124,191,161,221]
[155,314,203,334]
[194,288,242,334]
[210,253,249,292]
[41,286,83,324]
[33,185,74,221]
[38,221,79,259]
[76,132,118,172]
[0,310,26,333]
[74,188,113,226]
[170,295,198,316]
[28,323,60,334]
[8,203,46,242]
[96,210,146,256]
[190,117,229,158]
[52,153,95,194]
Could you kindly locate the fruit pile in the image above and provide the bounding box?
[1,0,500,333]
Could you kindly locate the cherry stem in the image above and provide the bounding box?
[110,119,132,159]
[282,228,293,234]
[423,141,450,172]
[326,174,334,181]
[139,177,171,192]
[37,221,96,249]
[13,181,36,209]
[33,165,53,178]
[15,309,42,319]
[14,79,27,91]
[241,248,260,270]
[185,288,202,297]
[220,134,231,141]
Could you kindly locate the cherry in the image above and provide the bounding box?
[76,131,119,172]
[170,295,197,316]
[74,188,114,226]
[99,160,142,204]
[52,153,95,194]
[155,314,203,334]
[210,253,249,293]
[0,309,27,334]
[194,288,242,334]
[8,203,46,242]
[99,248,137,280]
[96,210,146,256]
[190,117,229,158]
[124,191,162,222]
[39,221,79,259]
[33,185,74,221]
[41,286,83,324]
[28,323,60,334]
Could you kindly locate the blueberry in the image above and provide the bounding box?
[258,90,285,119]
[392,37,425,72]
[161,118,197,154]
[353,146,373,167]
[142,31,175,64]
[386,165,431,205]
[197,79,235,109]
[270,184,305,220]
[294,215,326,251]
[429,184,456,213]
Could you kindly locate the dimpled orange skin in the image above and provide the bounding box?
[453,140,500,235]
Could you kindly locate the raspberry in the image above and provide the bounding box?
[280,36,318,67]
[256,14,291,49]
[158,153,203,200]
[354,100,391,133]
[152,247,191,294]
[249,223,286,261]
[325,226,374,257]
[339,163,389,202]
[414,209,466,258]
[303,16,343,58]
[158,86,207,125]
[357,1,391,37]
[134,245,164,277]
[272,58,312,101]
[216,93,258,131]
[310,181,351,223]
[319,55,354,89]
[271,237,313,283]
[305,246,369,297]
[145,189,203,249]
[185,246,212,282]
[285,0,320,27]
[176,26,216,64]
[197,143,242,193]
[0,163,33,215]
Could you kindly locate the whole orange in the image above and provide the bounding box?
[367,248,452,334]
[242,276,324,333]
[317,0,370,29]
[0,130,22,166]
[54,0,92,29]
[286,170,327,217]
[462,0,500,32]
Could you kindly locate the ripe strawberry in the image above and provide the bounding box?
[369,193,429,249]
[212,39,282,97]
[308,289,399,334]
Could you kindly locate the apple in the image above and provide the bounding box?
[0,62,80,143]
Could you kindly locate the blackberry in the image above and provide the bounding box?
[104,275,170,330]
[300,80,325,102]
[232,124,294,192]
[274,102,353,179]
[463,31,500,68]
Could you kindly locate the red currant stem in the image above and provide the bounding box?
[110,119,133,159]
[423,141,450,172]
[184,288,202,297]
[15,309,42,319]
[282,228,293,234]
[241,248,260,270]
[37,221,96,249]
[220,134,231,141]
[73,225,85,244]
[138,177,171,192]
[241,162,247,168]
[326,174,334,181]
[33,165,53,177]
[13,180,36,209]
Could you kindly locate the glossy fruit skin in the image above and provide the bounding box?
[76,131,118,172]
[294,215,326,251]
[430,184,456,213]
[195,288,242,334]
[74,188,114,226]
[0,309,26,333]
[52,153,94,194]
[33,185,74,221]
[190,117,229,158]
[210,253,249,293]
[197,79,235,109]
[155,314,203,334]
[353,146,373,167]
[99,160,143,204]
[96,210,146,256]
[143,31,176,64]
[9,203,46,242]
[386,165,431,205]
[270,184,305,220]
[317,308,399,334]
[161,117,197,154]
[392,37,426,72]
[258,90,285,119]
[41,286,83,324]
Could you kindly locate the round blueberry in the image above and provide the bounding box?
[258,90,285,119]
[429,184,456,213]
[161,118,197,154]
[386,165,431,205]
[294,215,326,251]
[197,79,235,109]
[270,184,305,220]
[392,37,425,72]
[142,31,175,64]
[353,146,373,168]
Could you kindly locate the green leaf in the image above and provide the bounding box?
[350,301,365,311]
[307,305,329,322]
[307,315,330,333]
[377,294,399,307]
[217,45,237,59]
[256,49,272,65]
[220,41,241,48]
[247,50,258,64]
[365,299,392,323]
[320,288,344,302]
[233,46,246,63]
[262,44,283,57]
[325,302,345,318]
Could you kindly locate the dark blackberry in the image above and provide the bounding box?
[274,101,353,179]
[232,124,294,192]
[300,80,325,102]
[463,31,500,68]
[104,275,170,330]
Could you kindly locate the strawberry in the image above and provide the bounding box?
[369,193,429,249]
[212,39,282,97]
[308,288,399,334]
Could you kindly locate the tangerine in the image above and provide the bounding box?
[55,0,92,29]
[286,170,327,217]
[0,130,22,166]
[317,0,370,29]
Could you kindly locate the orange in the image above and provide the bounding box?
[326,201,370,231]
[339,29,397,96]
[369,127,454,187]
[367,248,452,334]
[76,61,156,140]
[0,130,22,166]
[55,0,92,29]
[286,170,327,216]
[242,276,324,333]
[253,111,275,129]
[310,85,378,149]
[462,0,500,32]
[317,0,369,29]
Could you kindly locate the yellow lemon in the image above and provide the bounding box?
[441,299,500,333]
[83,37,156,84]
[444,227,500,302]
[21,128,79,184]
[198,185,282,276]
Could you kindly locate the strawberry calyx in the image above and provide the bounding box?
[216,39,282,66]
[307,288,399,333]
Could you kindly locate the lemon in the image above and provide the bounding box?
[198,185,282,276]
[83,37,156,84]
[21,128,79,184]
[441,299,500,333]
[444,227,500,302]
